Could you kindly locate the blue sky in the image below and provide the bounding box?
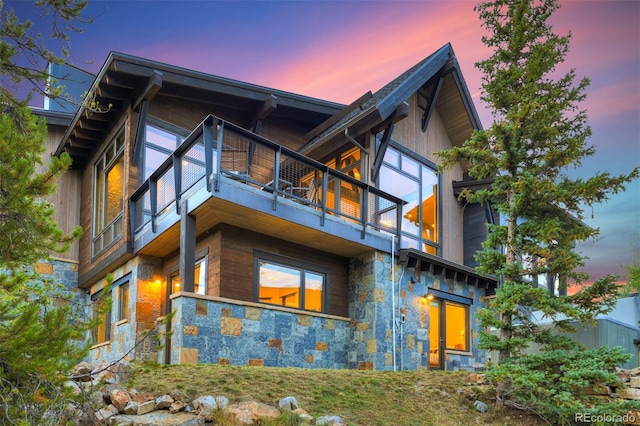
[6,0,639,284]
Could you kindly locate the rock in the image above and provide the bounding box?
[170,390,191,403]
[214,395,229,410]
[95,404,119,424]
[225,401,280,424]
[110,388,132,412]
[474,400,489,413]
[155,395,174,409]
[122,401,139,415]
[631,377,640,388]
[137,399,156,415]
[316,415,345,425]
[170,400,188,413]
[73,362,95,382]
[192,395,217,421]
[618,388,640,400]
[279,396,299,411]
[110,412,204,425]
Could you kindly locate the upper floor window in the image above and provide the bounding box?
[93,128,125,256]
[378,145,439,255]
[255,252,326,313]
[143,121,185,180]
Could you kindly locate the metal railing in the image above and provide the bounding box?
[130,115,404,243]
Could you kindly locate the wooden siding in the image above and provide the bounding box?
[219,225,349,317]
[160,224,349,317]
[78,109,137,287]
[40,124,81,260]
[373,92,465,264]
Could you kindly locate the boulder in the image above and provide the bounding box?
[110,412,205,425]
[474,400,489,413]
[137,399,156,415]
[155,394,174,410]
[279,396,299,411]
[293,408,314,422]
[225,401,280,424]
[95,404,119,424]
[110,388,132,412]
[122,401,139,415]
[192,395,217,421]
[214,395,229,410]
[72,362,95,382]
[316,415,345,425]
[170,400,188,414]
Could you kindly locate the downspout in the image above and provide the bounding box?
[390,234,397,372]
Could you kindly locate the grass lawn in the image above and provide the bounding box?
[127,363,546,425]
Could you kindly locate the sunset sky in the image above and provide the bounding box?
[7,0,639,284]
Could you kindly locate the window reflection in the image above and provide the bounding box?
[258,260,324,312]
[378,146,438,255]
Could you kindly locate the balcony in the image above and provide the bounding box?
[130,115,405,258]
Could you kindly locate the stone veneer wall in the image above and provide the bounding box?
[348,250,488,371]
[86,255,164,365]
[348,251,397,370]
[405,269,487,371]
[168,294,351,368]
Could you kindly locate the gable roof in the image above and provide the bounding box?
[299,43,482,157]
[54,52,345,168]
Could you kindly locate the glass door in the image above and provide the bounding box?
[429,300,443,369]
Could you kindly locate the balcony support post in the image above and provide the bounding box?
[180,199,196,293]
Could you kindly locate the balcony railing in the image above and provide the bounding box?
[130,115,404,245]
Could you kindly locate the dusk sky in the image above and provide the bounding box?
[7,0,639,284]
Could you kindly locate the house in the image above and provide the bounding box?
[35,43,498,371]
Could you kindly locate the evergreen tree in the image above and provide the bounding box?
[438,0,639,422]
[0,1,96,424]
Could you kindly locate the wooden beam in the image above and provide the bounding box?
[96,84,130,100]
[371,123,393,182]
[246,94,277,130]
[304,91,373,141]
[73,128,102,140]
[421,76,443,131]
[133,70,163,112]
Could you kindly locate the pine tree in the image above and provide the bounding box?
[437,0,639,422]
[0,1,95,424]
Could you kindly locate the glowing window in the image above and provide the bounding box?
[169,257,207,295]
[93,128,125,256]
[256,258,325,313]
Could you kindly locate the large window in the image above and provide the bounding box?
[378,144,439,255]
[255,253,325,313]
[93,128,126,256]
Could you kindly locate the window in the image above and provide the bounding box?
[255,253,326,313]
[93,127,126,256]
[142,121,185,180]
[118,281,130,322]
[428,291,471,368]
[92,291,111,344]
[378,144,439,255]
[169,257,207,295]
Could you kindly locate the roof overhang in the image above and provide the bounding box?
[398,248,498,294]
[299,43,483,158]
[54,52,344,168]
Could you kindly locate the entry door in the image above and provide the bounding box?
[429,300,444,369]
